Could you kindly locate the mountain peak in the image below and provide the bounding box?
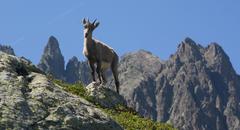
[206,42,227,58]
[204,42,235,76]
[49,35,58,42]
[45,36,60,51]
[176,37,202,63]
[138,49,153,55]
[38,36,65,79]
[184,37,196,44]
[69,56,79,62]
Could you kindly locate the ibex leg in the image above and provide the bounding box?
[89,60,96,82]
[96,61,102,84]
[111,58,119,94]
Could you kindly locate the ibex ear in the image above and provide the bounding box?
[82,18,86,24]
[94,22,100,28]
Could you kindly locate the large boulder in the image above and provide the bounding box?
[86,82,126,109]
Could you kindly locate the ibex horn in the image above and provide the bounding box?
[92,19,97,25]
[87,18,90,23]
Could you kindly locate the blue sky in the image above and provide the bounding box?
[0,0,239,74]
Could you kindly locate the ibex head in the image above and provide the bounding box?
[82,18,100,38]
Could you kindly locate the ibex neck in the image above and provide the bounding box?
[83,36,94,57]
[84,36,94,46]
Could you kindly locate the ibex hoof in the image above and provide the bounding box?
[101,81,107,86]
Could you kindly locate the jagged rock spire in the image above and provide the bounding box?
[38,36,65,80]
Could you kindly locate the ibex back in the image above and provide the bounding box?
[82,18,120,94]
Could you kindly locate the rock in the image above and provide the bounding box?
[38,36,65,80]
[86,82,126,109]
[0,53,123,130]
[65,56,80,83]
[65,57,91,85]
[0,44,15,55]
[176,37,203,63]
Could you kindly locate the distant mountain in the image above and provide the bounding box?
[38,36,91,84]
[113,38,240,130]
[38,37,240,130]
[38,36,65,80]
[65,56,91,84]
[0,44,15,55]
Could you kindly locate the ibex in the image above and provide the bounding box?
[82,18,120,94]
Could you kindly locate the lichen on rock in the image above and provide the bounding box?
[86,82,126,109]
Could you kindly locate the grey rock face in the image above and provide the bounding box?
[114,38,240,130]
[65,56,80,83]
[65,56,91,84]
[38,36,65,80]
[0,44,15,55]
[0,53,122,130]
[117,50,162,120]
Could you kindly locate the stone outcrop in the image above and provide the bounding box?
[0,52,122,130]
[86,82,126,109]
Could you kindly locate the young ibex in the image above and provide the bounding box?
[82,18,120,94]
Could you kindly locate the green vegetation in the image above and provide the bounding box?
[104,105,175,130]
[53,79,86,97]
[53,79,176,130]
[52,79,95,102]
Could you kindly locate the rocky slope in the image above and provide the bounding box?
[0,44,15,55]
[38,36,65,80]
[0,52,122,130]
